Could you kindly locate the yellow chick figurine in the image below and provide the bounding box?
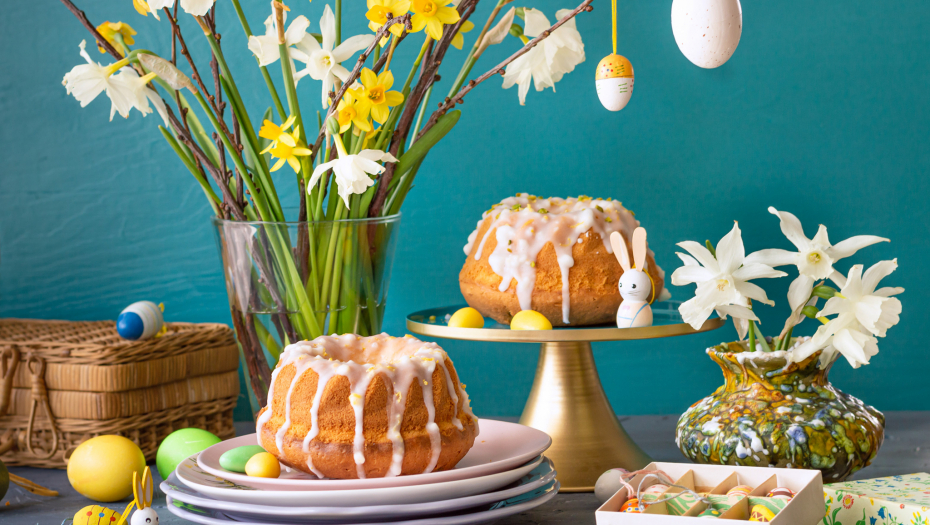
[595,54,634,111]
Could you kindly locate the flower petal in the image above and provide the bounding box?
[522,8,551,38]
[320,5,336,51]
[426,18,444,40]
[377,70,394,90]
[732,263,787,281]
[360,68,378,88]
[435,6,460,24]
[768,206,811,252]
[333,34,376,62]
[716,304,759,322]
[285,16,311,46]
[715,222,745,274]
[744,248,798,268]
[676,241,720,273]
[734,281,773,306]
[860,259,898,294]
[786,274,815,312]
[679,295,717,331]
[828,235,889,260]
[384,90,404,106]
[671,265,714,286]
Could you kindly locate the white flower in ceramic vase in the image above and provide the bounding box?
[502,8,585,105]
[294,5,376,107]
[248,11,312,68]
[308,137,398,208]
[672,222,787,338]
[745,207,888,330]
[794,260,903,368]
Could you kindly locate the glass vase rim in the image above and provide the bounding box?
[210,212,401,226]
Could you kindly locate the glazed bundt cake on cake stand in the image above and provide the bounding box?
[408,194,725,492]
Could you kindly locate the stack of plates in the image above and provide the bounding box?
[162,419,558,524]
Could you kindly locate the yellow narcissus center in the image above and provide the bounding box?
[413,0,439,16]
[366,85,386,105]
[716,279,730,291]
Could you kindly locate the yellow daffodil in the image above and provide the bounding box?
[353,68,404,124]
[451,20,474,50]
[366,0,411,38]
[96,21,136,55]
[336,92,373,134]
[262,126,312,173]
[259,115,298,148]
[409,0,460,41]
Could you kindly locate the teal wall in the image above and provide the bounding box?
[1,0,927,421]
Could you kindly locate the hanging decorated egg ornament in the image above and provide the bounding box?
[596,0,634,111]
[595,55,634,111]
[116,301,165,340]
[671,0,742,68]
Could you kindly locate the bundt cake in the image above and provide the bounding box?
[256,334,478,479]
[460,194,667,326]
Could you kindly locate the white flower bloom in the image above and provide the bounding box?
[502,8,585,105]
[794,260,903,368]
[248,11,312,69]
[308,148,398,208]
[294,5,375,107]
[672,222,786,338]
[62,41,161,121]
[745,207,888,322]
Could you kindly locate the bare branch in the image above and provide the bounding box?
[58,0,123,61]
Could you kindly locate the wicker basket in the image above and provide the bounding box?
[0,319,239,468]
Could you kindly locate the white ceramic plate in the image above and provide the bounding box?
[198,419,551,490]
[166,481,559,525]
[161,458,556,522]
[176,455,545,507]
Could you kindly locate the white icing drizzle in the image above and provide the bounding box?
[463,195,662,324]
[258,334,474,479]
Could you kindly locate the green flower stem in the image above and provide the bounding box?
[206,36,284,221]
[410,84,433,146]
[318,203,349,330]
[447,54,478,99]
[254,315,283,363]
[335,0,342,46]
[753,321,772,352]
[159,126,222,215]
[374,37,432,151]
[229,0,287,120]
[747,319,756,353]
[195,89,321,338]
[781,326,795,350]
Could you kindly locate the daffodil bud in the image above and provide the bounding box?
[325,116,340,136]
[705,240,717,258]
[811,286,837,299]
[508,23,524,39]
[801,305,820,319]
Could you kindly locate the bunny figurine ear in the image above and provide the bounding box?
[143,466,153,509]
[610,231,631,271]
[632,227,647,271]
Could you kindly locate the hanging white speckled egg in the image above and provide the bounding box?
[671,0,742,68]
[116,301,165,340]
[595,54,634,111]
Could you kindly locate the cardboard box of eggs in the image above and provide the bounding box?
[596,462,825,523]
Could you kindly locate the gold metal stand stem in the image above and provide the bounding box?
[519,341,651,492]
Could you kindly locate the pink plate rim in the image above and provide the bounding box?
[196,419,551,491]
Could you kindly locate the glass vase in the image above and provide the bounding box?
[212,214,401,418]
[676,340,884,482]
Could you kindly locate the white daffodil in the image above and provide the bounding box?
[308,138,397,208]
[135,0,214,19]
[672,222,786,338]
[294,5,375,107]
[502,8,585,105]
[62,40,163,121]
[794,260,903,368]
[248,11,312,68]
[745,207,888,325]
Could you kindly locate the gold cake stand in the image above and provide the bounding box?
[406,303,723,492]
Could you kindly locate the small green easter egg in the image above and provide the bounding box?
[220,445,267,473]
[156,428,221,479]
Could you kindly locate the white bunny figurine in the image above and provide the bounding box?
[610,227,654,328]
[128,466,158,525]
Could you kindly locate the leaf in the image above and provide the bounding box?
[477,7,516,56]
[138,53,195,92]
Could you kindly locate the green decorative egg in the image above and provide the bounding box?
[156,428,221,479]
[219,445,267,473]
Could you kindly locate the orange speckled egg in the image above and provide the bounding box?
[595,54,634,80]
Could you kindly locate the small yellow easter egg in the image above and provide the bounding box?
[596,54,635,112]
[73,505,122,525]
[448,307,485,328]
[595,54,634,80]
[245,452,281,478]
[67,435,146,502]
[510,310,553,330]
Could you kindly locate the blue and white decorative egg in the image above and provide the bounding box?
[116,301,165,340]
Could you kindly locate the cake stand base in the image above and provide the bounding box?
[519,341,651,492]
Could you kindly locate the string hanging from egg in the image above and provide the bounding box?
[595,0,634,111]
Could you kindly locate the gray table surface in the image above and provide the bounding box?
[3,412,928,525]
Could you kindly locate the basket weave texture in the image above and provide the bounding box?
[0,319,240,468]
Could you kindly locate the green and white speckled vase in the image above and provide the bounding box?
[676,341,884,482]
